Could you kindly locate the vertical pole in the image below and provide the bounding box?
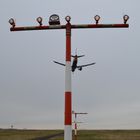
[75,114,77,136]
[64,21,72,140]
[74,113,77,140]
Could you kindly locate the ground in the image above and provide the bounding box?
[0,129,140,140]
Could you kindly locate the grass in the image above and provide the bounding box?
[76,130,140,140]
[52,130,140,140]
[0,129,63,140]
[0,129,140,140]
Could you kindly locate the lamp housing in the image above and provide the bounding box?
[49,14,60,25]
[123,15,129,24]
[36,17,43,26]
[9,18,15,27]
[65,16,71,23]
[94,15,100,24]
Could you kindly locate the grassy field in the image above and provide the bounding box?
[75,130,140,140]
[0,129,140,140]
[0,129,63,140]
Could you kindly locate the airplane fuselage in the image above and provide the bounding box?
[72,56,78,72]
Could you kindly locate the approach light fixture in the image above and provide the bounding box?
[65,16,71,23]
[36,17,43,26]
[94,15,100,24]
[123,15,129,24]
[49,14,60,25]
[9,18,15,28]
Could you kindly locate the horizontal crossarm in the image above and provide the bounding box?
[10,24,128,31]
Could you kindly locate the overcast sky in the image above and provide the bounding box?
[0,0,140,130]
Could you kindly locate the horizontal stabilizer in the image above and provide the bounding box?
[71,55,85,58]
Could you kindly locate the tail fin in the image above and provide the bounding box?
[71,48,85,58]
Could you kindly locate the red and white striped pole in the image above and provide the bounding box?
[64,16,72,140]
[9,15,129,140]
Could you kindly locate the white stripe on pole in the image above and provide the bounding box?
[64,125,72,140]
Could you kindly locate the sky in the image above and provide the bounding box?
[0,0,140,130]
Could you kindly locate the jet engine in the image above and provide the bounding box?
[78,67,82,71]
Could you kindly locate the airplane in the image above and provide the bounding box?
[53,54,96,72]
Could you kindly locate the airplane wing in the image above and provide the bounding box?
[77,62,96,68]
[53,61,65,66]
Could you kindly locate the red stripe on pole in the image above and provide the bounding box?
[65,92,72,125]
[66,39,71,61]
[66,23,71,61]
